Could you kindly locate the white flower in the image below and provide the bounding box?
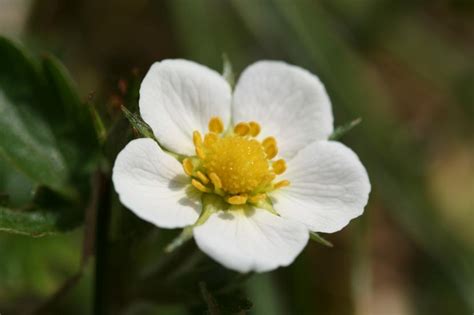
[112,60,371,273]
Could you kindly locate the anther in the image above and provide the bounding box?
[274,180,290,189]
[248,121,261,137]
[227,194,248,205]
[249,193,266,203]
[263,172,276,183]
[191,179,211,193]
[209,172,222,190]
[265,144,278,159]
[208,117,224,133]
[262,137,276,149]
[193,131,202,148]
[196,171,209,184]
[204,133,218,147]
[234,122,250,136]
[196,146,206,159]
[182,158,194,176]
[272,159,286,175]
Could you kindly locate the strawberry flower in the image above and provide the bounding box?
[112,60,370,273]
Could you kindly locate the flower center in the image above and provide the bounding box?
[204,135,270,194]
[182,117,289,205]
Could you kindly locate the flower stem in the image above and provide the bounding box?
[93,171,112,315]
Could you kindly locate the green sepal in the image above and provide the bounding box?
[252,197,279,216]
[164,226,193,253]
[329,118,362,140]
[121,105,185,161]
[310,231,333,247]
[88,99,107,145]
[197,193,226,225]
[164,194,225,253]
[121,105,155,139]
[222,53,235,89]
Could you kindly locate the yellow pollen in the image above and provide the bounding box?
[262,172,276,184]
[191,179,211,193]
[187,118,291,204]
[208,116,224,133]
[193,131,202,148]
[196,171,209,184]
[182,158,194,176]
[274,180,290,189]
[248,121,261,137]
[262,137,276,149]
[195,146,206,159]
[234,122,250,136]
[265,144,278,159]
[209,172,222,190]
[227,194,248,205]
[272,159,286,175]
[202,136,270,194]
[204,133,218,146]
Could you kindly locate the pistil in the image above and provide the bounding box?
[182,116,290,206]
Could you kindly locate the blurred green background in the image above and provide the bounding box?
[0,0,473,314]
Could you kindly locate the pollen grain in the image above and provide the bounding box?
[186,118,290,205]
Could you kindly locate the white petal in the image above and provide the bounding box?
[194,207,309,273]
[140,59,232,156]
[232,61,333,159]
[112,138,200,228]
[272,141,370,233]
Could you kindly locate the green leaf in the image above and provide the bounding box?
[0,37,103,236]
[0,157,35,207]
[0,206,65,237]
[309,232,333,247]
[329,118,362,140]
[0,99,73,196]
[0,37,74,198]
[0,37,100,199]
[42,55,98,143]
[0,181,84,237]
[42,55,84,122]
[41,54,100,187]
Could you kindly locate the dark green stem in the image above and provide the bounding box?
[93,171,111,315]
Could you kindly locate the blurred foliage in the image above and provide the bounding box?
[0,0,473,314]
[0,37,100,240]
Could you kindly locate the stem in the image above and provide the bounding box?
[199,282,220,315]
[215,272,254,295]
[31,170,106,315]
[93,171,111,315]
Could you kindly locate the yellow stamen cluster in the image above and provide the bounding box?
[183,116,290,206]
